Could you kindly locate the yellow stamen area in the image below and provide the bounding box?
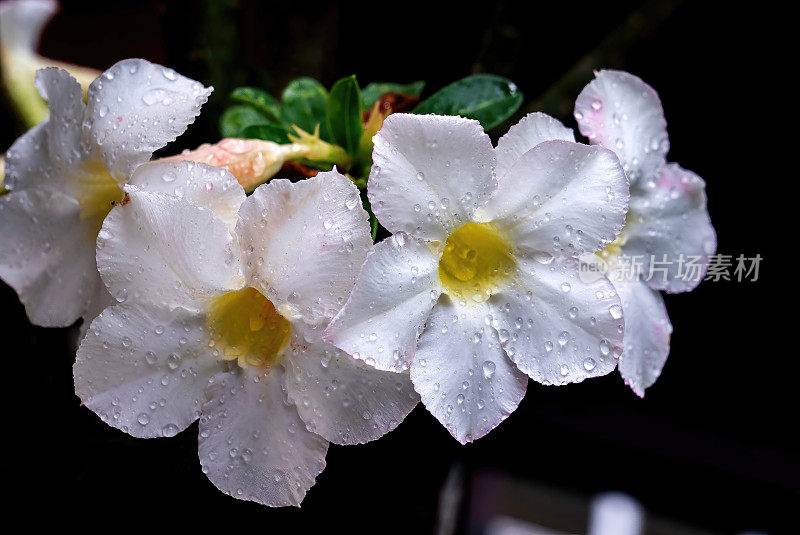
[597,212,632,260]
[438,222,515,303]
[206,287,291,368]
[73,158,122,234]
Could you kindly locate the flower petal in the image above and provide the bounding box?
[34,67,87,169]
[74,302,221,438]
[0,188,104,326]
[410,298,527,443]
[283,322,419,445]
[479,140,629,256]
[84,59,212,180]
[615,280,672,397]
[494,112,574,181]
[3,122,57,191]
[324,233,442,372]
[368,113,496,242]
[130,161,245,231]
[97,186,242,310]
[620,163,716,293]
[236,171,372,324]
[574,70,668,185]
[489,255,624,385]
[199,366,329,507]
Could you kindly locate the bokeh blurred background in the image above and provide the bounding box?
[1,1,788,533]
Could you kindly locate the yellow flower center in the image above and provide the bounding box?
[206,287,291,368]
[438,222,515,303]
[73,158,123,234]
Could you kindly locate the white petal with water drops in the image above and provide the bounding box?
[129,161,245,231]
[489,255,624,385]
[325,232,442,372]
[574,69,669,186]
[410,298,528,444]
[368,113,496,242]
[614,280,672,397]
[283,323,419,445]
[198,366,328,507]
[236,170,372,324]
[494,112,575,181]
[479,140,629,256]
[83,58,212,180]
[74,303,222,438]
[0,188,106,326]
[619,163,716,293]
[96,187,243,311]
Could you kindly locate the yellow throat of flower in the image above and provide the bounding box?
[438,222,515,304]
[206,287,291,368]
[73,158,123,234]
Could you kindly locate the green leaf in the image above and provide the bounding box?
[230,87,282,123]
[219,105,274,138]
[326,75,363,157]
[362,197,378,241]
[361,81,425,108]
[241,123,290,144]
[413,74,523,129]
[281,77,330,140]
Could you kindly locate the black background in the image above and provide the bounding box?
[1,1,790,533]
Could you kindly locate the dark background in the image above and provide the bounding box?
[1,1,789,533]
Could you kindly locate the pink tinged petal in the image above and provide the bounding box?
[494,112,575,181]
[198,366,329,507]
[236,170,372,324]
[621,163,716,293]
[130,161,245,231]
[574,70,669,185]
[324,233,442,372]
[74,303,221,438]
[34,67,87,169]
[96,186,242,311]
[283,324,419,445]
[410,298,528,444]
[480,140,629,256]
[490,255,624,385]
[615,280,672,397]
[368,113,496,242]
[0,188,104,326]
[83,59,212,180]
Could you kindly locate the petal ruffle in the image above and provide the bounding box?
[324,233,442,372]
[34,67,87,169]
[368,113,496,242]
[130,161,245,231]
[0,188,104,326]
[620,163,716,293]
[410,298,528,443]
[236,171,372,324]
[283,323,419,445]
[489,255,624,385]
[84,59,212,180]
[96,186,242,310]
[74,303,221,438]
[494,112,574,181]
[574,70,668,185]
[479,140,629,256]
[615,280,672,397]
[199,366,329,507]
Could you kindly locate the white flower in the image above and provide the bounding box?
[324,112,629,443]
[573,70,717,396]
[0,59,211,326]
[73,163,419,506]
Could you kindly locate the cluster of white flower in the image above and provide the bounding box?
[0,60,715,506]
